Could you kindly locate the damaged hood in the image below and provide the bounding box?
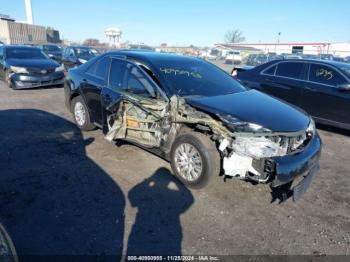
[185,90,310,133]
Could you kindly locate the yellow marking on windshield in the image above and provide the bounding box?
[160,68,202,79]
[316,68,333,80]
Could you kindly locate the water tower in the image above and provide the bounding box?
[105,27,122,48]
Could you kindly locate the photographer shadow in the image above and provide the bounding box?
[0,109,125,260]
[127,168,194,256]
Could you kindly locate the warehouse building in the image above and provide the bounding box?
[0,14,61,44]
[217,42,350,57]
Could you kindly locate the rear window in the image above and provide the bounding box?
[309,64,347,86]
[276,62,304,79]
[95,57,110,79]
[263,65,277,75]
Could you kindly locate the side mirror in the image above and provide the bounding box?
[337,83,350,91]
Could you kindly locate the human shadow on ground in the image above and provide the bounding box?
[126,168,194,256]
[0,109,125,261]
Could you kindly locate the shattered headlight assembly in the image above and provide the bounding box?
[10,66,28,74]
[232,136,287,159]
[306,118,316,137]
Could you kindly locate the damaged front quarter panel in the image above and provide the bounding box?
[104,94,321,201]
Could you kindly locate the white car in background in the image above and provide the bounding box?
[205,49,220,60]
[225,51,242,64]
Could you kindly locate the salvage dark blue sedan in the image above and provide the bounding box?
[64,51,321,201]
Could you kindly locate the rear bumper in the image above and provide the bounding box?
[10,71,65,89]
[271,132,322,201]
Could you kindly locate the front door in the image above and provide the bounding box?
[102,58,168,147]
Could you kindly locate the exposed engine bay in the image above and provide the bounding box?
[105,94,315,184]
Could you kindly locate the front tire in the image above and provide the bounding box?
[4,70,13,89]
[170,132,221,189]
[71,96,95,131]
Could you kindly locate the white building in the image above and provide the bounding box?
[217,42,350,57]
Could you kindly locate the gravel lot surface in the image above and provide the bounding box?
[0,63,349,259]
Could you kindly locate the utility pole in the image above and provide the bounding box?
[277,32,281,43]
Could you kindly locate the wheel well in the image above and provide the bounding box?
[69,93,80,111]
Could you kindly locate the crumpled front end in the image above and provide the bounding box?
[216,117,321,201]
[104,94,322,201]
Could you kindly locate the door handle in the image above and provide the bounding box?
[264,78,274,82]
[303,86,316,91]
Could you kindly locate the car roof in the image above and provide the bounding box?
[265,58,350,67]
[41,44,59,46]
[105,50,203,64]
[69,46,94,49]
[4,45,40,50]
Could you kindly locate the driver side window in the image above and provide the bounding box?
[126,63,156,98]
[108,59,157,99]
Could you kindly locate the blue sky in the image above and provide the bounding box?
[2,0,349,46]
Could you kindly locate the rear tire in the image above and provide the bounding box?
[170,131,221,189]
[71,96,95,131]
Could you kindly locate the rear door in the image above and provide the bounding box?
[259,61,306,107]
[301,62,350,125]
[80,56,110,126]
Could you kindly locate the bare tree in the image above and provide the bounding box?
[224,29,246,43]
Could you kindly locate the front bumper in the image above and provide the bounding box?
[271,132,322,201]
[10,71,65,89]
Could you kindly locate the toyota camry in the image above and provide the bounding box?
[64,51,322,201]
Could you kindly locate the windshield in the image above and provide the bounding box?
[156,58,246,97]
[43,45,60,52]
[339,64,350,78]
[6,48,48,59]
[74,47,98,59]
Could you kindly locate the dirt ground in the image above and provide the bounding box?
[0,69,349,258]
